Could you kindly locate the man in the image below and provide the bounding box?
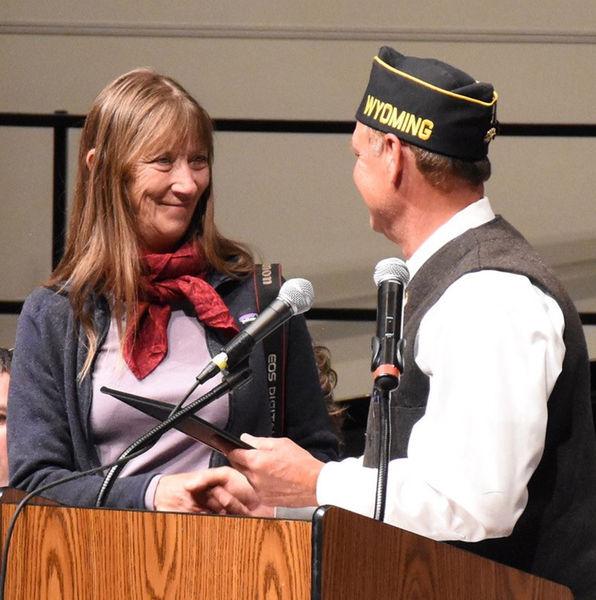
[0,347,12,487]
[200,47,596,598]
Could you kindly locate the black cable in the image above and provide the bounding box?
[168,378,201,416]
[372,385,393,521]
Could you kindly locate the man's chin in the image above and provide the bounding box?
[369,215,384,234]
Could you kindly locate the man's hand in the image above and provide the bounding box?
[227,434,324,507]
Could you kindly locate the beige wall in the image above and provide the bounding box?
[1,1,595,398]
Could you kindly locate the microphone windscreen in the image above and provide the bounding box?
[373,258,409,286]
[279,278,314,314]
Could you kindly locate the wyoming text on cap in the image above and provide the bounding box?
[355,47,498,161]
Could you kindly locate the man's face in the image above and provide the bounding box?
[351,122,394,235]
[0,372,8,487]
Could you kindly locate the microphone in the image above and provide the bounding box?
[371,258,410,389]
[196,278,314,384]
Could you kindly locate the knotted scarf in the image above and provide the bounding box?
[124,242,239,379]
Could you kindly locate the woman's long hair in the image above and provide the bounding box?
[47,68,253,377]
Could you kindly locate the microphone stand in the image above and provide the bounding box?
[370,257,408,522]
[95,366,252,508]
[372,367,400,522]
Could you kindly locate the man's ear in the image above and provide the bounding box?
[383,133,404,184]
[85,148,96,170]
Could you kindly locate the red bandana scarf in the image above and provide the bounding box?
[123,242,239,379]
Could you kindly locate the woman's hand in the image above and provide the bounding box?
[153,467,274,517]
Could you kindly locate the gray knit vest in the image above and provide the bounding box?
[363,216,596,599]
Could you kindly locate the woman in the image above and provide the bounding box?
[7,69,338,512]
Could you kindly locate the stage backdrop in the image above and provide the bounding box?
[1,0,594,398]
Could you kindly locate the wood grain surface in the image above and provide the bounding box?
[0,503,311,600]
[316,506,573,600]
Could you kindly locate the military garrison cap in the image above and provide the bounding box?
[356,46,498,160]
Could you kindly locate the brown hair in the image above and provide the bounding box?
[369,127,491,192]
[407,144,491,191]
[0,348,12,374]
[313,343,345,432]
[47,68,253,376]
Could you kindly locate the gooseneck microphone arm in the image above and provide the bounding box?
[95,367,252,508]
[370,258,409,522]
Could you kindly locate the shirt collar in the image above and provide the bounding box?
[406,197,495,281]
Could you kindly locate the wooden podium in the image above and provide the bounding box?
[0,492,572,600]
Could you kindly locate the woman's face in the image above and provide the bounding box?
[128,135,210,253]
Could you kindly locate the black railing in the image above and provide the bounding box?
[1,112,595,325]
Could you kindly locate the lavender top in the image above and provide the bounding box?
[91,309,229,507]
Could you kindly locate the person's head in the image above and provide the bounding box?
[50,69,252,376]
[68,68,240,266]
[83,70,213,255]
[0,348,13,487]
[353,46,497,192]
[57,68,253,284]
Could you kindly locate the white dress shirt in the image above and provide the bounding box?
[316,198,565,541]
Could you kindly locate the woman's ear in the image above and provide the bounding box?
[85,148,96,170]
